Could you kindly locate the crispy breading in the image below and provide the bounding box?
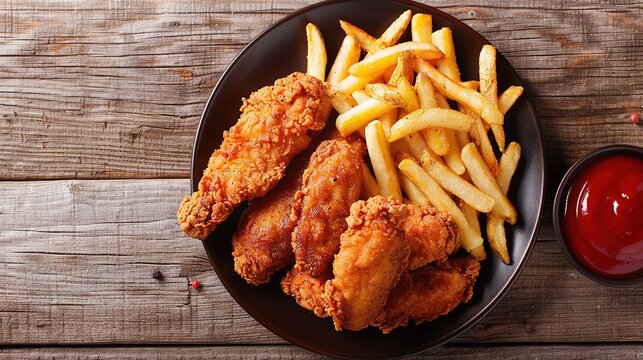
[373,257,480,334]
[178,72,330,239]
[324,197,410,331]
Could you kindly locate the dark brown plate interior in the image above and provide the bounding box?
[190,1,545,358]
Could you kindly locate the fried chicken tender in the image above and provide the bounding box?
[178,72,330,239]
[281,137,365,315]
[324,197,410,331]
[373,257,480,334]
[291,137,365,278]
[231,153,307,285]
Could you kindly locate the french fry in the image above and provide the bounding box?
[399,172,431,206]
[350,42,443,78]
[431,27,460,81]
[398,158,486,260]
[415,73,439,109]
[361,163,380,199]
[327,35,361,85]
[431,91,466,175]
[499,86,524,115]
[460,200,481,235]
[336,98,397,136]
[416,73,450,156]
[415,57,504,125]
[479,45,505,151]
[369,10,413,54]
[486,215,509,264]
[497,142,521,193]
[396,76,421,113]
[380,110,398,138]
[444,130,466,175]
[388,108,474,142]
[421,152,495,213]
[336,72,384,95]
[411,14,432,43]
[401,131,429,160]
[387,51,415,85]
[461,104,499,176]
[324,84,357,114]
[461,80,480,90]
[365,83,407,108]
[461,143,517,224]
[366,121,402,200]
[486,142,521,264]
[339,20,376,52]
[390,138,412,156]
[306,23,327,81]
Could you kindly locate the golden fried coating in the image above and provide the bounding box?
[372,257,480,334]
[282,137,365,314]
[394,205,458,269]
[290,137,365,278]
[324,197,410,331]
[178,72,330,239]
[231,153,307,285]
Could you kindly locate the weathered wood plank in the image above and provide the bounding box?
[0,1,640,179]
[0,179,641,345]
[1,344,642,359]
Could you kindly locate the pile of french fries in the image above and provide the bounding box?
[305,11,523,264]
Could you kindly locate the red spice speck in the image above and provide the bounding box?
[191,280,201,289]
[631,113,640,124]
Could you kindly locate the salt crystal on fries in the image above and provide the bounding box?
[305,23,327,81]
[365,83,407,108]
[366,121,402,200]
[461,143,517,224]
[327,35,362,85]
[350,41,443,77]
[398,158,486,260]
[388,108,474,142]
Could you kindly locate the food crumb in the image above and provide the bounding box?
[631,113,640,124]
[152,270,163,280]
[191,280,201,289]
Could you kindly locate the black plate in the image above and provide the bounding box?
[191,1,545,358]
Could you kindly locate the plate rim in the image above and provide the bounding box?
[189,0,546,358]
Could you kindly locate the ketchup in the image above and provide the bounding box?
[563,154,643,279]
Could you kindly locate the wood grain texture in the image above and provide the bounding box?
[0,0,640,180]
[1,179,641,345]
[1,344,642,359]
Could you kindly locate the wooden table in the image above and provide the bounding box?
[1,1,641,358]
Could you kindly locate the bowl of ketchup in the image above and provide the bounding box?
[553,145,643,287]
